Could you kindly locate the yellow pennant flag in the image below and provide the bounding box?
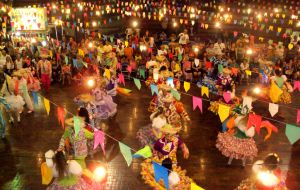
[5,74,11,85]
[201,86,209,98]
[43,98,50,115]
[125,41,129,47]
[98,33,101,39]
[41,162,53,185]
[277,27,282,33]
[269,82,283,103]
[218,104,230,122]
[184,81,190,92]
[104,69,111,80]
[245,70,252,76]
[78,49,84,57]
[49,50,53,59]
[191,182,205,190]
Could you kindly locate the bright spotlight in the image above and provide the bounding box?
[253,87,261,94]
[93,166,107,182]
[132,21,138,27]
[246,49,253,55]
[87,79,95,88]
[257,171,279,187]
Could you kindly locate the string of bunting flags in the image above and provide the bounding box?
[2,73,204,189]
[8,0,300,44]
[2,71,300,189]
[104,69,300,145]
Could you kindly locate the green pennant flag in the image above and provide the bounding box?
[133,78,141,90]
[171,89,181,100]
[218,64,223,74]
[285,124,300,144]
[139,69,145,79]
[37,46,41,54]
[65,56,68,64]
[133,146,152,158]
[82,61,88,68]
[178,54,183,61]
[119,142,132,166]
[73,116,82,137]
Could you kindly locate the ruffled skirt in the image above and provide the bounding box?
[47,177,104,190]
[136,124,157,146]
[279,88,291,104]
[140,159,191,190]
[216,132,258,160]
[235,178,289,190]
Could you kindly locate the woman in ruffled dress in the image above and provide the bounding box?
[269,69,292,104]
[236,153,288,190]
[45,150,102,190]
[140,124,191,190]
[13,71,34,113]
[216,113,258,167]
[161,91,190,129]
[136,106,167,146]
[6,89,25,123]
[90,85,117,121]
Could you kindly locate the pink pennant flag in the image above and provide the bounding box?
[117,62,121,70]
[118,73,125,86]
[233,31,238,37]
[94,130,105,155]
[192,96,203,113]
[297,110,300,124]
[127,66,132,73]
[294,81,300,91]
[223,92,231,103]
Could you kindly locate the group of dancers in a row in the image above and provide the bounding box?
[135,62,290,189]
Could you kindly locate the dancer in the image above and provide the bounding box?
[136,107,167,146]
[269,69,292,104]
[58,108,91,168]
[216,114,258,166]
[140,124,191,189]
[38,53,52,92]
[0,97,10,138]
[13,71,34,113]
[5,90,25,123]
[90,84,117,121]
[236,153,288,190]
[45,150,102,190]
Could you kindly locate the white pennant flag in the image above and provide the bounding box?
[242,96,253,114]
[269,103,278,117]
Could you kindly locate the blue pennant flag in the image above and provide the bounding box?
[152,162,169,189]
[32,91,38,106]
[150,84,158,96]
[73,59,78,68]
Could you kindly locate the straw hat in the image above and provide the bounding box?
[160,124,181,135]
[222,68,231,75]
[76,93,94,103]
[12,71,23,77]
[161,93,174,103]
[156,55,166,62]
